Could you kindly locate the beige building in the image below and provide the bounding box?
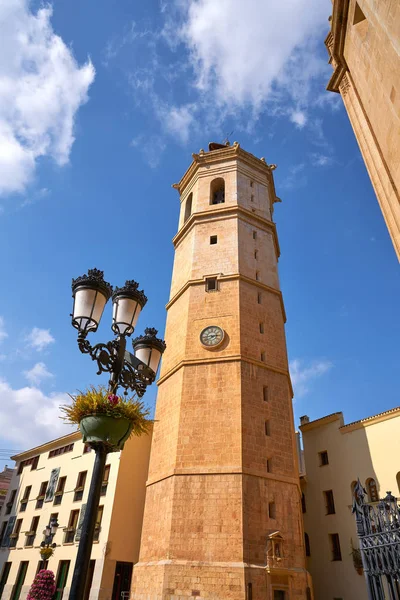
[0,429,152,600]
[326,0,400,260]
[0,468,14,517]
[300,407,400,600]
[131,142,311,599]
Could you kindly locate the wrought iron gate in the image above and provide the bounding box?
[353,480,400,600]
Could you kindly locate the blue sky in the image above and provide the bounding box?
[0,0,398,466]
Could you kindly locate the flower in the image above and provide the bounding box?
[107,394,119,406]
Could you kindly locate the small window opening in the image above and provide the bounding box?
[329,533,342,561]
[254,250,258,260]
[301,493,306,513]
[253,231,257,240]
[269,502,276,519]
[251,194,254,202]
[324,490,336,515]
[263,386,268,402]
[261,351,265,362]
[266,458,272,473]
[259,322,264,334]
[319,451,329,466]
[247,583,253,600]
[184,193,193,223]
[258,292,262,304]
[210,235,218,245]
[305,533,311,557]
[256,271,260,281]
[353,2,366,25]
[250,181,254,188]
[206,278,218,292]
[210,178,225,205]
[265,420,271,436]
[366,478,379,502]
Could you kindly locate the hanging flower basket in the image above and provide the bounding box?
[61,386,151,451]
[39,547,54,560]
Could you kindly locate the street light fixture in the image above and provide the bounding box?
[39,517,59,567]
[69,268,165,600]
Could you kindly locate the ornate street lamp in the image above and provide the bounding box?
[39,517,59,566]
[69,268,165,600]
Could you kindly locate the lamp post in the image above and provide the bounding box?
[68,268,165,600]
[39,518,59,568]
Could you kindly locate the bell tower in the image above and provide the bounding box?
[131,142,311,599]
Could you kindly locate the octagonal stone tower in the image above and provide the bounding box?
[131,142,312,599]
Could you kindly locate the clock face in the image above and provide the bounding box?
[200,326,225,348]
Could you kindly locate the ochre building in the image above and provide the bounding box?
[326,0,400,260]
[300,406,400,600]
[0,429,152,600]
[131,142,312,599]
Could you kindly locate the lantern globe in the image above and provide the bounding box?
[112,280,147,337]
[71,269,113,334]
[132,327,166,374]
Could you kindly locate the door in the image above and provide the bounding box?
[0,562,11,599]
[10,562,28,600]
[111,562,133,600]
[54,561,70,600]
[274,592,286,600]
[83,560,95,600]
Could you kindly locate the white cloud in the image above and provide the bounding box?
[0,317,8,343]
[131,134,166,168]
[310,153,333,167]
[0,0,95,196]
[290,358,333,398]
[24,362,53,385]
[290,110,307,129]
[26,327,55,351]
[172,0,330,113]
[0,378,72,448]
[160,104,195,144]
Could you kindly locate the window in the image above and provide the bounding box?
[261,352,265,362]
[101,465,110,497]
[20,486,32,512]
[266,458,272,473]
[17,456,39,475]
[83,444,92,454]
[319,451,329,466]
[324,490,336,515]
[265,421,271,436]
[269,502,276,519]
[10,561,28,600]
[210,178,225,205]
[64,510,80,544]
[259,322,264,333]
[6,490,16,515]
[254,250,258,259]
[184,192,193,223]
[93,506,103,542]
[49,443,74,458]
[258,292,262,304]
[251,194,254,202]
[210,235,218,245]
[274,592,285,600]
[54,477,66,506]
[54,560,70,600]
[366,478,379,502]
[205,277,218,292]
[36,482,48,510]
[247,583,253,600]
[74,472,87,502]
[250,181,254,188]
[9,519,22,549]
[256,271,260,281]
[306,588,312,600]
[0,521,8,544]
[353,2,366,24]
[304,533,311,556]
[301,493,306,514]
[263,386,268,402]
[329,533,342,561]
[253,231,257,240]
[0,562,12,598]
[25,516,40,547]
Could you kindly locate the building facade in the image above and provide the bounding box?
[0,429,152,600]
[0,468,14,517]
[326,0,400,260]
[300,407,400,600]
[131,142,311,599]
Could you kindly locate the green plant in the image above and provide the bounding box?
[350,542,363,572]
[61,385,151,437]
[39,547,54,560]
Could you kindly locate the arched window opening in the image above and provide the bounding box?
[396,472,400,496]
[184,193,193,223]
[366,478,379,502]
[210,178,225,205]
[304,533,311,557]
